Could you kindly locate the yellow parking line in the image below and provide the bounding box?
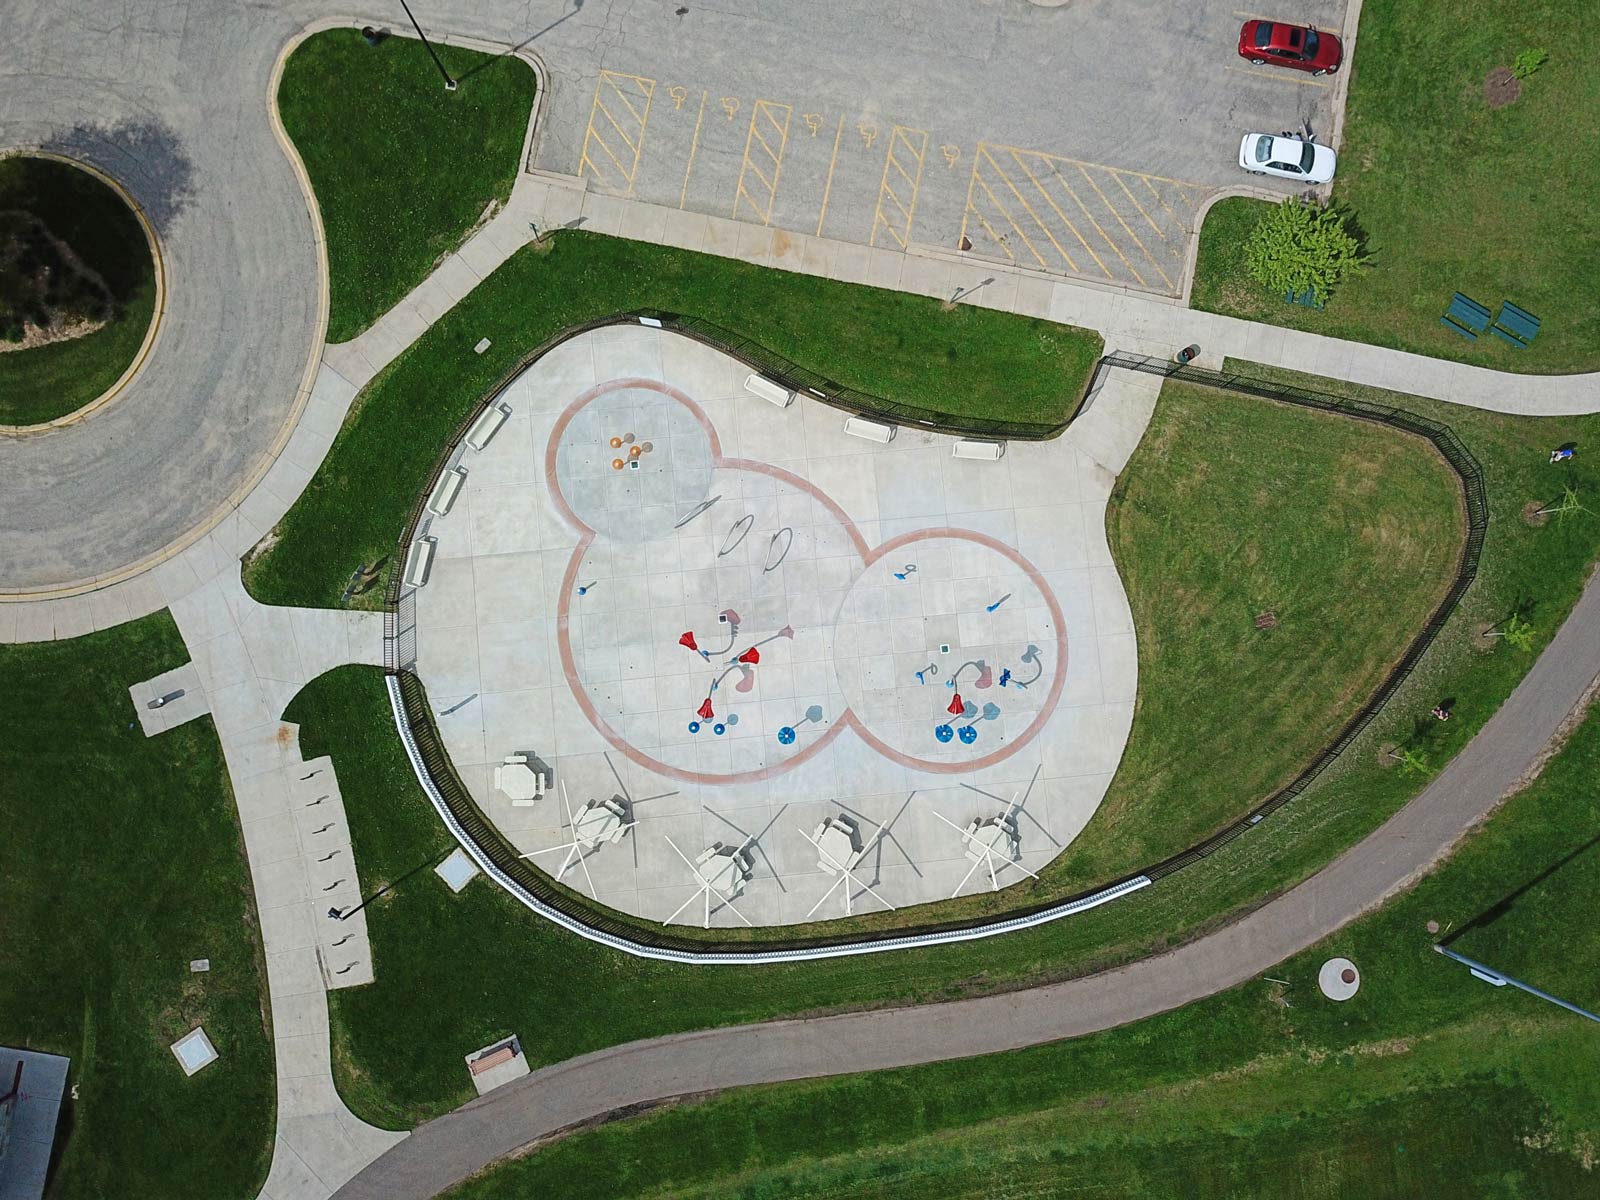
[1139,175,1189,232]
[1003,148,1099,276]
[733,99,792,224]
[1224,63,1329,88]
[1075,164,1165,288]
[871,126,928,249]
[816,115,845,237]
[970,207,1017,261]
[679,90,708,208]
[1110,171,1169,242]
[578,70,656,192]
[971,157,1050,268]
[983,146,1087,272]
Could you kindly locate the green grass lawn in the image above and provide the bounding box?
[277,29,537,342]
[442,690,1600,1199]
[242,230,1101,610]
[0,156,157,425]
[0,614,273,1200]
[1065,382,1461,882]
[1190,0,1600,372]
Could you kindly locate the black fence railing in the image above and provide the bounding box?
[382,339,1487,954]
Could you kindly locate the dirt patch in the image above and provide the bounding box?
[1521,499,1551,527]
[1484,67,1522,109]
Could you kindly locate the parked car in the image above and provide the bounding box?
[1238,133,1337,183]
[1237,20,1343,75]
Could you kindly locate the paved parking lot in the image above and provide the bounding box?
[530,0,1349,296]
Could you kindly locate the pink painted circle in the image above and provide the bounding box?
[834,531,1066,769]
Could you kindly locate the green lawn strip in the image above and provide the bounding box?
[277,29,536,343]
[0,614,274,1200]
[0,156,157,425]
[438,693,1600,1198]
[1189,0,1600,371]
[242,230,1100,609]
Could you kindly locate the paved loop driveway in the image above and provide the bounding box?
[0,1,316,593]
[336,571,1600,1200]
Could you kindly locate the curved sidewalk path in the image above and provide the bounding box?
[338,563,1600,1200]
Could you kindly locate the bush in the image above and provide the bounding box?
[1512,49,1548,80]
[1244,197,1369,305]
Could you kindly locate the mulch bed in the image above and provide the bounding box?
[1484,67,1522,109]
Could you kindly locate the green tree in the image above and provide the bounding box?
[1244,197,1369,305]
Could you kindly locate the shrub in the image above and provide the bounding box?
[1244,197,1369,305]
[1512,49,1548,80]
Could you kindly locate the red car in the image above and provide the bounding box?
[1237,20,1343,75]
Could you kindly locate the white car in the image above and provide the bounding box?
[1238,133,1336,183]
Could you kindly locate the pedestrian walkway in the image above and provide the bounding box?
[166,571,403,1199]
[330,166,1599,419]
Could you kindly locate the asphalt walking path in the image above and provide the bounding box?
[335,567,1600,1200]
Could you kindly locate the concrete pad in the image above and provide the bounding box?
[408,328,1146,926]
[129,663,210,736]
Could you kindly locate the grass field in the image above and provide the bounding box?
[241,230,1101,610]
[1190,0,1600,371]
[277,29,536,343]
[0,155,157,425]
[442,692,1600,1199]
[1063,382,1461,881]
[0,614,273,1199]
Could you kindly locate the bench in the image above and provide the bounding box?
[1490,301,1540,348]
[1440,292,1491,341]
[426,466,467,517]
[403,536,437,588]
[743,373,794,408]
[1285,287,1325,310]
[465,402,511,451]
[951,438,1005,461]
[843,416,896,443]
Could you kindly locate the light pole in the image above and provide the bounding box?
[1433,944,1600,1024]
[397,0,458,91]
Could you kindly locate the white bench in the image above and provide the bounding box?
[951,439,1005,461]
[403,537,437,588]
[744,373,795,408]
[427,466,467,516]
[465,403,511,451]
[843,416,896,443]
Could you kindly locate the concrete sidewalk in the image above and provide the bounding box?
[331,167,1599,419]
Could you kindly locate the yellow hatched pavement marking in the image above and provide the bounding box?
[732,99,792,224]
[1005,147,1109,278]
[578,70,657,193]
[965,139,1204,289]
[870,126,928,249]
[966,157,1049,267]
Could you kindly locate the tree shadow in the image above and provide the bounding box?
[42,118,195,235]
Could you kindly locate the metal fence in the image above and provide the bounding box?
[381,339,1486,959]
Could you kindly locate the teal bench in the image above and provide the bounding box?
[1285,287,1325,310]
[1491,302,1540,348]
[1441,292,1492,340]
